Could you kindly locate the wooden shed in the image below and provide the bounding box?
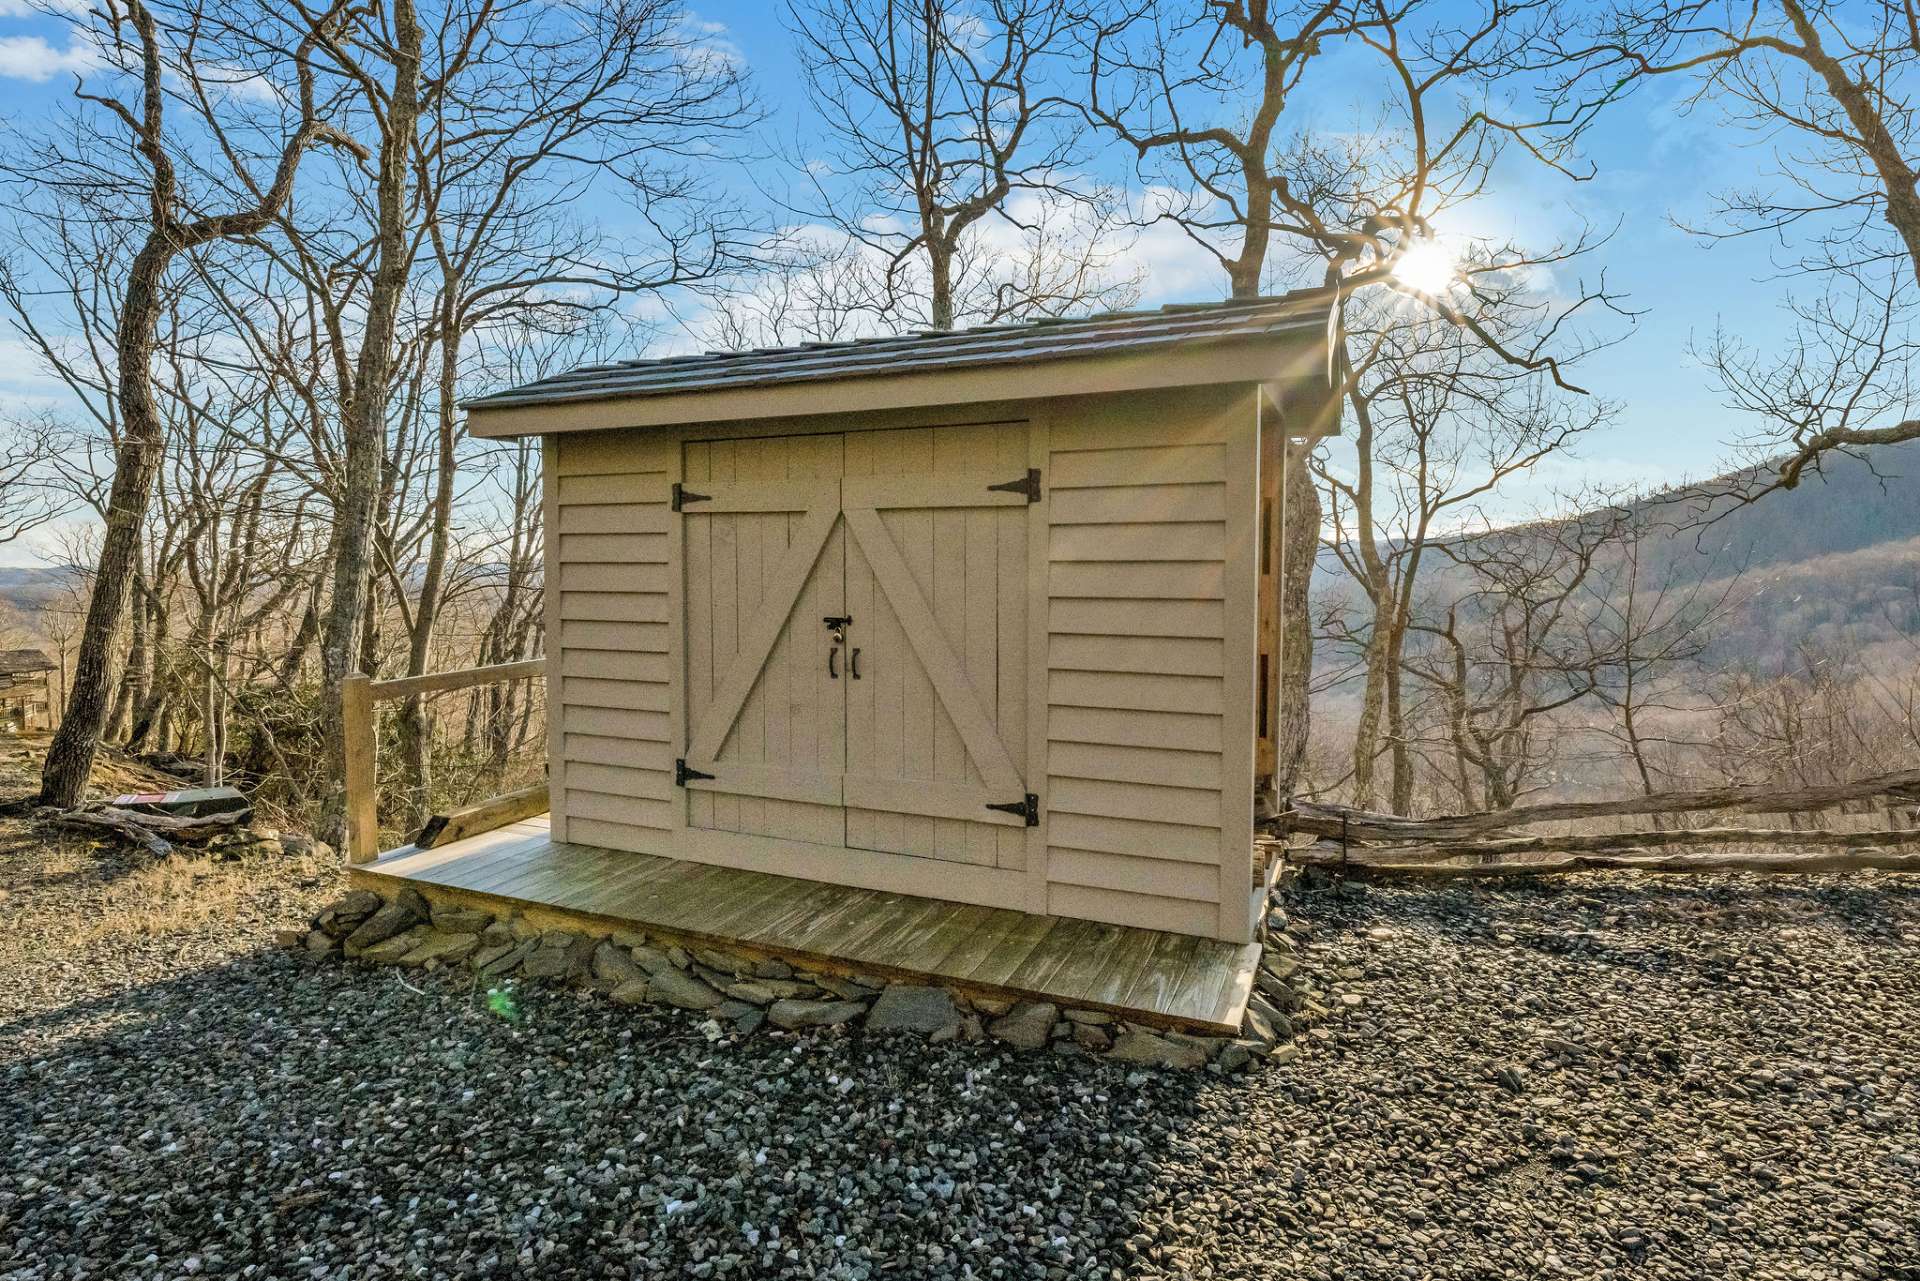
[0,648,56,734]
[448,294,1336,952]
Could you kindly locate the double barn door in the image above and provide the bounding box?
[679,425,1036,872]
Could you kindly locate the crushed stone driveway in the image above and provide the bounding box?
[2,844,1916,1280]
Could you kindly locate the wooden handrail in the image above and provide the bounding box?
[341,657,546,863]
[368,657,546,702]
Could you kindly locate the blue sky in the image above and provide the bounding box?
[0,1,1827,556]
[693,3,1810,496]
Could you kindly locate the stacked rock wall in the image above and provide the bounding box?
[294,884,1312,1073]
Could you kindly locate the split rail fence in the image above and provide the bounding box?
[1269,768,1920,878]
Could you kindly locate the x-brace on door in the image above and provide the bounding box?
[678,426,1038,869]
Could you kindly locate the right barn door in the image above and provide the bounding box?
[841,424,1035,871]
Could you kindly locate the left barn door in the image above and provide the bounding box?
[681,434,847,846]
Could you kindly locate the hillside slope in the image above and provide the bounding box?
[1315,440,1920,680]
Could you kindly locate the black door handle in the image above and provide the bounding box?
[828,647,839,679]
[849,647,861,679]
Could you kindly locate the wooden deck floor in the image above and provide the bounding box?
[349,817,1258,1035]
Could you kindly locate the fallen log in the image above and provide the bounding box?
[52,807,176,857]
[1277,768,1920,843]
[47,803,253,858]
[1291,844,1920,878]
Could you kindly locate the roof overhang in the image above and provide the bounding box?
[465,304,1337,440]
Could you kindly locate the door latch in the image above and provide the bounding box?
[985,793,1040,826]
[822,614,852,642]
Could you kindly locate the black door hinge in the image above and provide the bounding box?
[985,792,1040,826]
[986,468,1041,503]
[672,483,712,511]
[675,758,715,787]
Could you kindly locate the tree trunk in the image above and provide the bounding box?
[279,592,319,689]
[1350,597,1391,809]
[38,240,173,806]
[395,306,461,826]
[1273,441,1318,797]
[927,232,954,329]
[1385,617,1413,814]
[1777,0,1920,288]
[107,586,148,743]
[318,0,422,851]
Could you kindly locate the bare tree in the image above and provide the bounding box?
[1402,503,1631,810]
[378,0,750,824]
[0,416,65,549]
[293,0,423,847]
[1553,0,1920,487]
[1316,292,1616,812]
[1576,504,1749,811]
[787,0,1136,330]
[1080,0,1622,798]
[1,0,359,806]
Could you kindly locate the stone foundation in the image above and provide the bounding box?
[289,886,1312,1073]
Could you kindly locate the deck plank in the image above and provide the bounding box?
[823,894,953,967]
[1028,919,1133,1004]
[553,850,679,916]
[349,826,1253,1033]
[1153,937,1228,1023]
[1200,943,1263,1032]
[1118,931,1206,1015]
[872,902,997,975]
[961,913,1065,990]
[735,880,865,948]
[413,844,550,894]
[1002,918,1109,995]
[929,908,1023,979]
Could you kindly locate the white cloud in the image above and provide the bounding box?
[0,0,93,16]
[1128,220,1229,306]
[0,33,99,81]
[677,12,745,73]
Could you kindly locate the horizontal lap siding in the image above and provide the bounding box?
[1044,389,1240,937]
[551,431,674,849]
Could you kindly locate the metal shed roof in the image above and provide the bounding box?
[464,291,1332,413]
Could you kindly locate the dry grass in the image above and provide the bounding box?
[68,851,326,946]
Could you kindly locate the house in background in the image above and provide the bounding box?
[0,649,56,734]
[348,295,1339,1033]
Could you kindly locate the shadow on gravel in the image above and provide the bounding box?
[2,944,1222,1278]
[1323,872,1920,938]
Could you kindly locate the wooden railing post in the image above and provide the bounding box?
[337,658,547,863]
[341,673,378,864]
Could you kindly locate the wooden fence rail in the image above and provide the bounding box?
[1271,768,1920,879]
[341,658,546,864]
[1279,768,1920,845]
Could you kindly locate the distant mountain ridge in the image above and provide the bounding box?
[1642,440,1920,573]
[1315,440,1920,682]
[0,566,74,606]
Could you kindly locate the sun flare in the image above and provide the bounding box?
[1391,239,1456,296]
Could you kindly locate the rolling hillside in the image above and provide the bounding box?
[1316,440,1920,684]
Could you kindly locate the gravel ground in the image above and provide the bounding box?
[3,808,1917,1280]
